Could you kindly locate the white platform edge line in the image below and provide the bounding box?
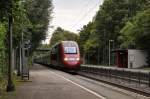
[51,71,106,99]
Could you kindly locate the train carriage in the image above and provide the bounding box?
[50,41,81,71]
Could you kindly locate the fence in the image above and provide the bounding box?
[79,65,150,94]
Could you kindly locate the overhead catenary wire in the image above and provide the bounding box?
[70,1,100,31]
[70,0,94,25]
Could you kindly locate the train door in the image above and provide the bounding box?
[56,45,60,66]
[57,44,63,66]
[51,47,57,65]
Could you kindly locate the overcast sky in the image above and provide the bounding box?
[44,0,104,44]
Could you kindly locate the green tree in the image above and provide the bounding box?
[23,0,53,52]
[119,7,150,65]
[79,0,149,65]
[0,0,53,81]
[50,27,79,46]
[79,22,94,53]
[0,22,7,76]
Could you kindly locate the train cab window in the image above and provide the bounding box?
[64,47,77,54]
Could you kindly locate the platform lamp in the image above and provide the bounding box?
[109,40,114,66]
[7,0,15,92]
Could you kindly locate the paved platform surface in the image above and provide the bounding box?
[13,64,102,99]
[12,64,149,99]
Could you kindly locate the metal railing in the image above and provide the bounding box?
[79,65,150,94]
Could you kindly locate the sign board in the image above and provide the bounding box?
[129,54,135,62]
[22,48,29,80]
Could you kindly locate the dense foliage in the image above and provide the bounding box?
[24,0,53,51]
[119,7,150,64]
[79,0,150,65]
[50,27,79,46]
[0,0,52,80]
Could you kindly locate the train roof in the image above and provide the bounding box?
[52,41,78,47]
[61,41,77,43]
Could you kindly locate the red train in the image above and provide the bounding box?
[50,41,81,71]
[34,41,81,71]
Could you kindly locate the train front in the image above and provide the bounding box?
[61,41,81,70]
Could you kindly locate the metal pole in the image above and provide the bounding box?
[148,72,150,87]
[98,47,99,65]
[109,40,110,66]
[7,1,15,91]
[17,42,21,76]
[109,40,114,66]
[112,41,115,65]
[21,31,24,80]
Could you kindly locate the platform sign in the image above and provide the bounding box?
[129,54,135,62]
[22,43,30,80]
[129,54,135,68]
[22,56,29,80]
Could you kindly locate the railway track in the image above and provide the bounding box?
[78,66,150,97]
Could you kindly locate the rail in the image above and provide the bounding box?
[79,65,150,94]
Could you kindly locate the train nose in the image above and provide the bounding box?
[63,57,80,68]
[65,62,80,68]
[64,57,80,61]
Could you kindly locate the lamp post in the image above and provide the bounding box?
[109,40,114,66]
[7,0,15,92]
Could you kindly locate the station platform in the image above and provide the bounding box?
[11,64,101,99]
[9,64,149,99]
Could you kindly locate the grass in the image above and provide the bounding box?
[142,67,150,71]
[0,74,22,99]
[0,90,16,99]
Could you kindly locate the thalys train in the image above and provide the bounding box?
[34,41,81,71]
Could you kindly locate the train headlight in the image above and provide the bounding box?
[76,58,80,61]
[64,58,68,61]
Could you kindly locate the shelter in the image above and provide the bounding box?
[114,49,147,68]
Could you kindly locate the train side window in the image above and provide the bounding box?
[51,47,56,60]
[51,47,56,54]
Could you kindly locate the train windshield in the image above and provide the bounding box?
[64,47,77,54]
